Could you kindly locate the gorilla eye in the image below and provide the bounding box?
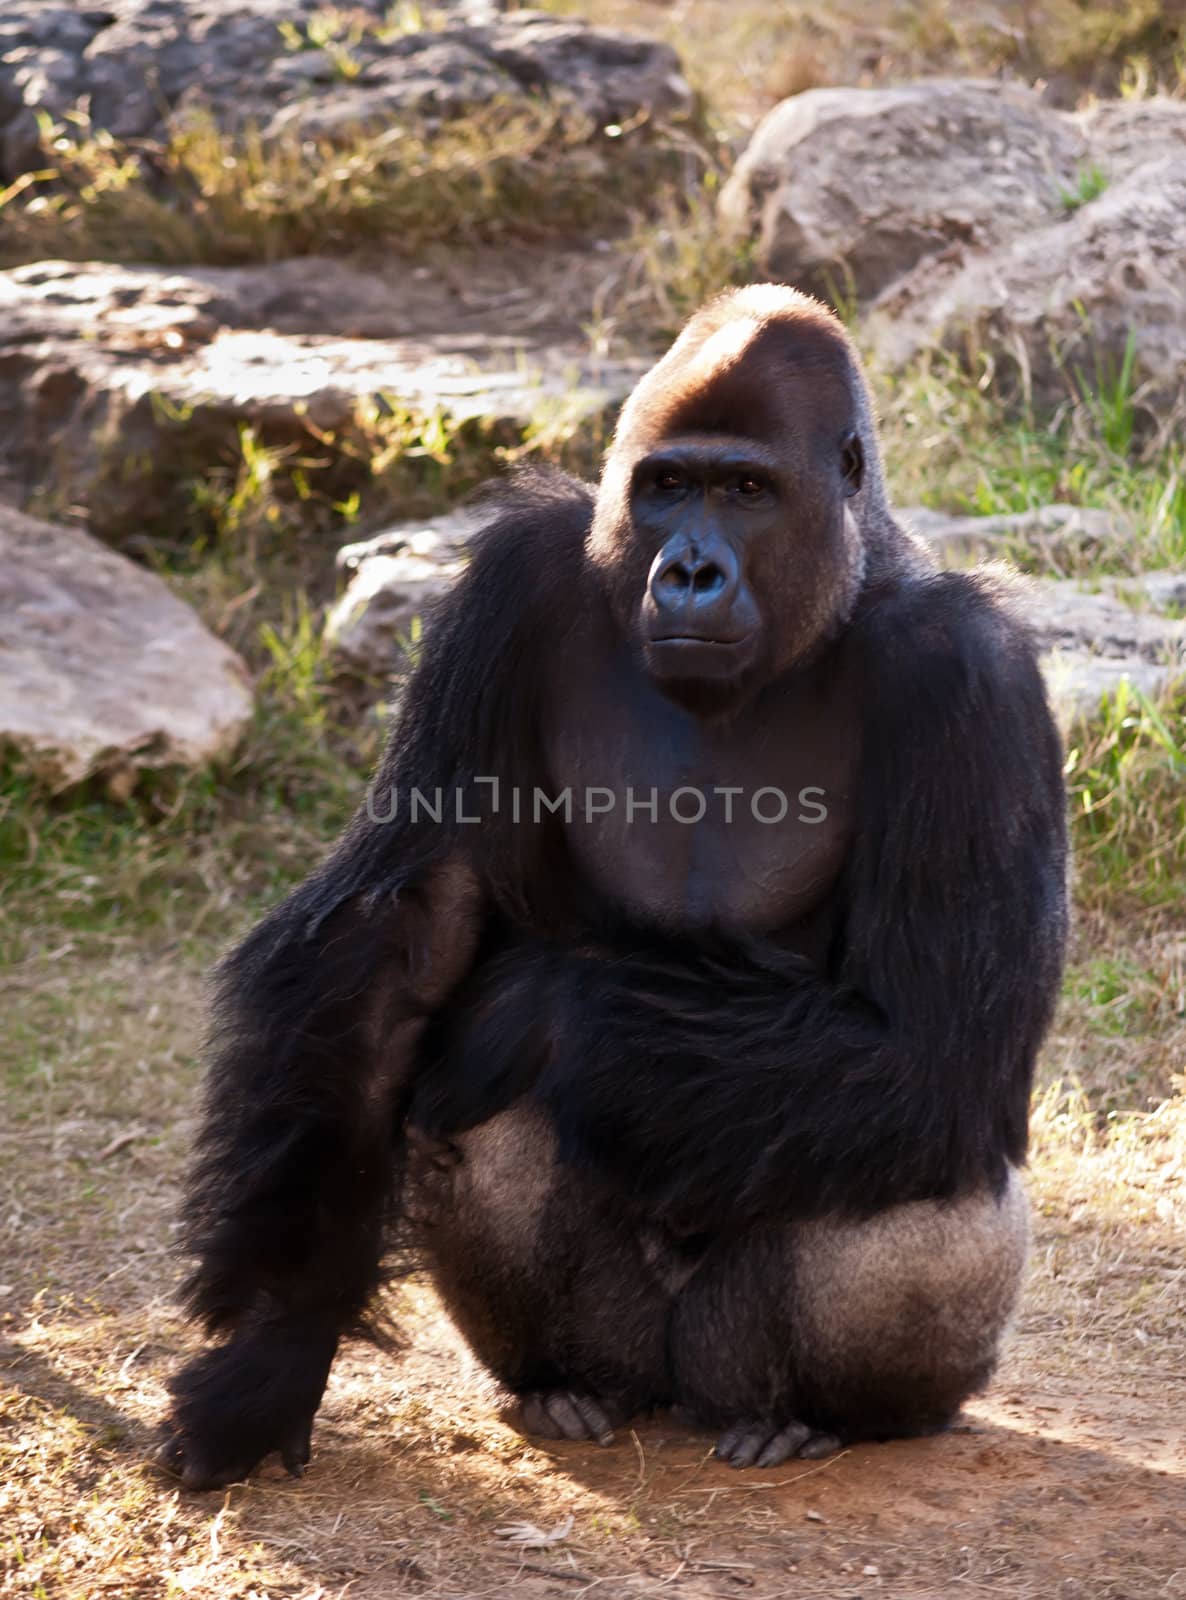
[736,475,765,498]
[654,469,685,493]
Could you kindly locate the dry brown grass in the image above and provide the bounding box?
[541,0,1186,131]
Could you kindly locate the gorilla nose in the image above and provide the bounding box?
[648,539,741,627]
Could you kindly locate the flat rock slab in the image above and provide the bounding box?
[1027,577,1186,720]
[0,503,252,788]
[904,503,1185,715]
[900,503,1130,562]
[0,2,690,178]
[0,259,643,534]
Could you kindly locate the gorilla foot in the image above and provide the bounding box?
[519,1389,620,1446]
[714,1419,841,1469]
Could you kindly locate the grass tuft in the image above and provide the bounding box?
[1065,681,1186,916]
[877,350,1186,575]
[0,103,693,269]
[1059,162,1110,212]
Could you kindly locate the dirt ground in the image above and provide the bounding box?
[2,947,1184,1600]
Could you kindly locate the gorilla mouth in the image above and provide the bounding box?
[644,632,758,682]
[650,632,750,646]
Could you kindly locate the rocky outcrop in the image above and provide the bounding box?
[867,156,1186,427]
[0,258,642,534]
[903,501,1186,716]
[0,1,690,179]
[0,503,252,788]
[719,80,1089,302]
[723,81,1186,433]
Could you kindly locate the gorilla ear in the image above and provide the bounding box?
[839,430,864,497]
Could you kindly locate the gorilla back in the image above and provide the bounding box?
[162,285,1068,1488]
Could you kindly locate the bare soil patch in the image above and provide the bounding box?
[2,945,1183,1600]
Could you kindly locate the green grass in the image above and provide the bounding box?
[1065,680,1186,915]
[876,350,1186,575]
[1059,162,1110,212]
[1065,955,1160,1036]
[0,618,382,967]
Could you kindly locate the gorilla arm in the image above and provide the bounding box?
[163,473,593,1488]
[534,571,1067,1228]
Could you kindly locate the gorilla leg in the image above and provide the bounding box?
[671,1171,1029,1466]
[412,1105,672,1441]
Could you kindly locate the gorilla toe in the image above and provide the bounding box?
[519,1390,618,1445]
[714,1419,841,1469]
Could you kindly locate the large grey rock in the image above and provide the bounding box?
[0,503,252,788]
[723,82,1186,434]
[0,2,690,179]
[867,155,1186,428]
[0,259,643,534]
[719,80,1087,301]
[1077,96,1186,179]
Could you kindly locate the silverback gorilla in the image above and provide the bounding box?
[161,285,1068,1487]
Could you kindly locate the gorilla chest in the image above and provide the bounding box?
[544,667,857,935]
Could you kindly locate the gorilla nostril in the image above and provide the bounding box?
[659,560,692,594]
[692,562,725,596]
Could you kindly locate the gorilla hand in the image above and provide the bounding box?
[157,1314,337,1489]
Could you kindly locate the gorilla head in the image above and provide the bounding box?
[587,287,887,712]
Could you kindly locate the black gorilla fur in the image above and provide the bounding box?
[162,286,1068,1488]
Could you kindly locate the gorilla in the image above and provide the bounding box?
[161,285,1068,1488]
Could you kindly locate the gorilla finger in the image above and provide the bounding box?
[797,1431,842,1460]
[280,1418,314,1479]
[520,1393,565,1439]
[152,1432,186,1479]
[572,1393,616,1446]
[720,1424,767,1469]
[756,1422,811,1468]
[714,1423,751,1462]
[545,1391,596,1442]
[151,1431,244,1491]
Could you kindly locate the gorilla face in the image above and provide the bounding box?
[631,430,864,698]
[589,295,869,717]
[633,438,772,685]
